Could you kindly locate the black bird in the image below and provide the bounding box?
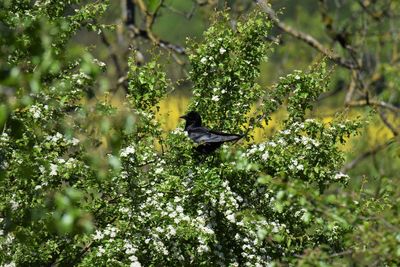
[180,111,243,154]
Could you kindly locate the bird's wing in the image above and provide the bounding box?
[188,127,243,144]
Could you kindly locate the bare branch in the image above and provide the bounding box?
[134,0,163,43]
[256,0,358,69]
[128,25,186,55]
[346,99,400,113]
[341,140,395,173]
[378,110,399,136]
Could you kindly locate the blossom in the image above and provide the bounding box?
[261,151,269,161]
[71,138,80,146]
[334,172,349,180]
[93,58,106,67]
[50,164,58,176]
[200,57,207,64]
[93,230,104,240]
[34,184,42,190]
[120,146,135,157]
[268,141,277,147]
[10,199,19,211]
[168,225,177,236]
[226,213,236,223]
[154,167,163,174]
[176,205,184,213]
[29,105,42,119]
[297,164,304,170]
[211,95,220,102]
[96,246,105,256]
[219,47,226,54]
[130,261,142,267]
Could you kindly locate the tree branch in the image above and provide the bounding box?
[256,0,358,69]
[378,110,399,136]
[341,140,395,173]
[346,99,400,113]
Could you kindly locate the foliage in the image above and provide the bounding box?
[188,11,271,132]
[0,1,398,267]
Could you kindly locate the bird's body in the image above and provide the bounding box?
[180,111,243,153]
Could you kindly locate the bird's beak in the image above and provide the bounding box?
[179,115,187,119]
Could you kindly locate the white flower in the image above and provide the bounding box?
[125,243,137,254]
[50,164,58,176]
[49,132,63,143]
[297,164,304,170]
[10,199,19,211]
[93,230,104,240]
[130,261,142,267]
[261,151,269,161]
[109,228,117,238]
[312,139,320,147]
[93,58,106,67]
[71,138,80,146]
[39,166,45,173]
[120,146,135,157]
[277,138,285,145]
[247,146,258,155]
[334,172,349,180]
[168,225,176,236]
[200,57,207,64]
[29,105,42,119]
[211,95,220,102]
[258,143,266,151]
[219,47,226,54]
[226,213,236,223]
[197,244,210,253]
[268,141,277,147]
[34,184,42,190]
[97,246,105,256]
[295,75,301,80]
[154,167,163,174]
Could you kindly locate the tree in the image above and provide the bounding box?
[0,1,399,266]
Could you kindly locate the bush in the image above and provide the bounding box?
[2,2,394,266]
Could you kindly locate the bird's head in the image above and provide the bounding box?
[180,111,202,129]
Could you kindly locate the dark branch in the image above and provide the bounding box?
[257,0,358,69]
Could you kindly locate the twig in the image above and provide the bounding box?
[256,0,358,69]
[328,249,353,258]
[346,99,399,113]
[378,110,399,136]
[344,72,357,104]
[128,25,186,55]
[341,140,395,173]
[134,0,163,43]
